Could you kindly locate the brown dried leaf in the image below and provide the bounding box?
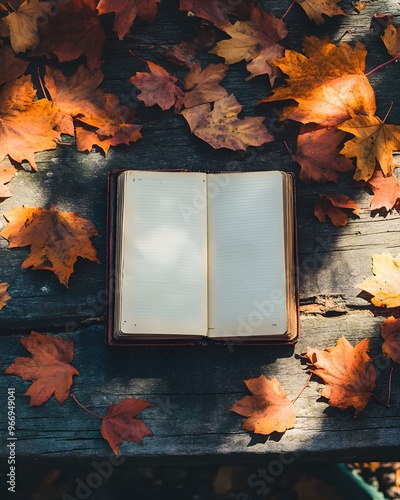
[179,0,253,28]
[183,62,228,108]
[1,206,99,286]
[210,7,287,83]
[295,0,345,25]
[0,44,28,84]
[181,94,274,150]
[0,157,16,198]
[382,20,400,57]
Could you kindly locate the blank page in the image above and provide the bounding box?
[207,171,287,337]
[116,171,208,336]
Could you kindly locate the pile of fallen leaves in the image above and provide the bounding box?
[1,0,400,455]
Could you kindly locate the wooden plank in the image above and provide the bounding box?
[1,317,399,463]
[0,0,400,464]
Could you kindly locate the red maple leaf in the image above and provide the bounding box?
[101,397,153,455]
[5,331,79,406]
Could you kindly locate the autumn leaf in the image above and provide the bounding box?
[231,375,295,435]
[295,0,345,25]
[0,282,11,309]
[128,60,184,111]
[36,0,105,70]
[183,62,228,108]
[367,170,400,212]
[314,193,360,226]
[0,75,57,170]
[5,331,79,406]
[0,0,56,53]
[181,94,274,150]
[338,115,400,181]
[97,0,160,39]
[45,65,141,142]
[259,36,376,127]
[293,126,354,183]
[162,26,216,69]
[1,206,99,286]
[303,337,376,415]
[101,397,153,455]
[210,7,287,83]
[179,0,253,28]
[0,44,28,85]
[381,316,400,364]
[357,253,400,308]
[0,157,16,198]
[382,20,400,57]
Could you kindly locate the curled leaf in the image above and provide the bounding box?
[381,316,400,364]
[314,194,360,226]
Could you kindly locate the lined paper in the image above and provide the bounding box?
[207,172,287,337]
[118,171,208,335]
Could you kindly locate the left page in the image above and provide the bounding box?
[115,170,208,337]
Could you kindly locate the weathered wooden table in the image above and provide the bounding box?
[1,0,400,469]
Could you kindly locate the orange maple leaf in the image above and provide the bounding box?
[97,0,160,39]
[382,20,400,57]
[0,157,16,198]
[0,282,11,309]
[5,331,79,406]
[45,65,141,142]
[293,126,354,183]
[179,0,253,28]
[210,7,287,83]
[183,62,228,108]
[0,0,56,53]
[314,193,360,226]
[381,316,400,364]
[231,375,296,435]
[128,60,184,111]
[295,0,345,25]
[338,115,400,182]
[0,44,28,84]
[259,36,376,127]
[303,337,376,415]
[1,206,99,286]
[101,397,153,455]
[182,94,274,150]
[368,170,400,212]
[36,0,105,70]
[357,253,400,308]
[0,75,57,170]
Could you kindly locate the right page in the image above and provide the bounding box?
[207,171,291,339]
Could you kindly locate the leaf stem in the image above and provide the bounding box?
[281,0,295,20]
[37,67,50,100]
[71,394,103,419]
[365,55,399,76]
[387,367,393,407]
[382,101,394,123]
[291,373,312,404]
[371,392,390,408]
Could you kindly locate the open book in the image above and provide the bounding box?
[108,170,298,344]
